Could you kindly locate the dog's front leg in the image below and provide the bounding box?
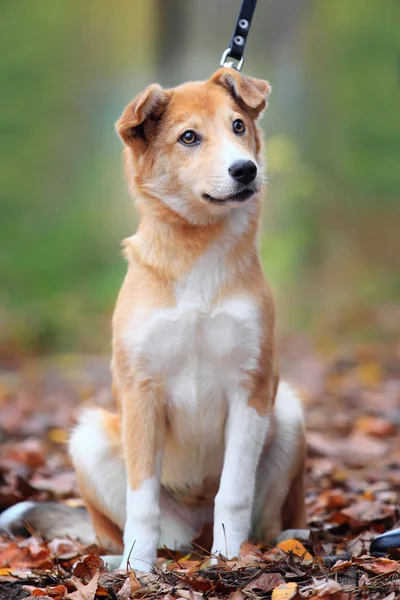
[212,389,271,560]
[119,387,165,573]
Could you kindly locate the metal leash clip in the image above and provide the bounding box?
[220,48,244,71]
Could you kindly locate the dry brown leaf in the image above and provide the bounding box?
[271,582,299,599]
[263,546,285,562]
[354,556,400,575]
[0,539,51,570]
[116,577,132,600]
[239,541,263,557]
[67,572,100,600]
[129,570,142,592]
[311,577,342,596]
[338,500,396,529]
[171,559,205,573]
[243,572,284,592]
[72,554,106,581]
[27,585,67,600]
[331,559,352,572]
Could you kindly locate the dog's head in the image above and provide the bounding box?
[116,68,271,225]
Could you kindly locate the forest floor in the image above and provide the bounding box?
[0,336,399,599]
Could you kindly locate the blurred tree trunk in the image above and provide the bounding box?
[155,0,190,83]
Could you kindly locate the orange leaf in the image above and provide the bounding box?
[277,539,313,564]
[48,428,69,444]
[271,582,299,599]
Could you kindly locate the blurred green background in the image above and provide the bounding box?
[1,0,399,356]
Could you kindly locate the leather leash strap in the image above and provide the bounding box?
[220,0,258,71]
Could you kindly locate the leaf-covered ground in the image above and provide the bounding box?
[0,338,399,599]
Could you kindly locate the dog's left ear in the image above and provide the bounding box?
[115,84,171,146]
[210,68,271,119]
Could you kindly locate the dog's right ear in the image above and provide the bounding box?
[115,84,171,146]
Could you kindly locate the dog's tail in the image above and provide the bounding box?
[0,501,96,545]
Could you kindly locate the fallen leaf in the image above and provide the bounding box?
[117,578,132,600]
[0,539,51,569]
[67,573,100,600]
[28,586,67,600]
[277,539,313,565]
[72,554,106,581]
[271,582,298,599]
[263,546,285,562]
[337,500,396,529]
[129,571,142,592]
[331,559,352,572]
[312,577,342,596]
[244,572,284,592]
[239,541,263,557]
[354,556,400,575]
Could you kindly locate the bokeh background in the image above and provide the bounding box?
[1,0,399,357]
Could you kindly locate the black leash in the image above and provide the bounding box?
[220,0,258,71]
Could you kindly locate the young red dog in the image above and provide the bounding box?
[0,68,306,572]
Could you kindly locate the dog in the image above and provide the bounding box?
[0,68,306,572]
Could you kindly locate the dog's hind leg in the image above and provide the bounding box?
[69,408,127,553]
[252,382,307,542]
[69,408,208,561]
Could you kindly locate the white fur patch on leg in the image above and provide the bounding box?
[119,476,161,572]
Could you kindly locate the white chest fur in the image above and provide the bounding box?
[133,296,260,391]
[124,295,261,486]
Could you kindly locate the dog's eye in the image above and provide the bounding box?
[179,130,199,145]
[233,119,246,135]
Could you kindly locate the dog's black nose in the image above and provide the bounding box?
[229,160,257,185]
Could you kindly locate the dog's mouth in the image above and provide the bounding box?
[202,188,256,205]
